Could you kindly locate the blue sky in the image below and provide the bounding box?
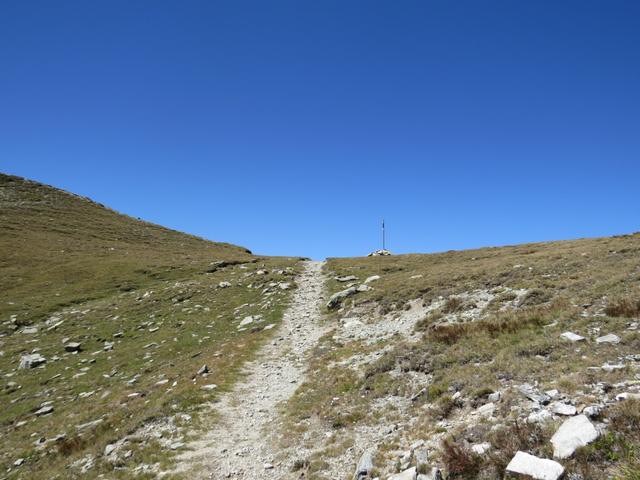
[2,1,639,259]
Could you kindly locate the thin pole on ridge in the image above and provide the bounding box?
[382,219,385,251]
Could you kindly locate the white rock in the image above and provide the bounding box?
[471,442,491,455]
[201,384,217,391]
[364,275,380,284]
[218,281,231,288]
[583,405,602,417]
[506,451,564,480]
[551,414,599,458]
[527,410,553,424]
[14,458,24,467]
[388,467,416,480]
[104,444,116,456]
[560,331,585,342]
[550,402,576,416]
[357,284,372,292]
[616,392,640,401]
[488,391,502,402]
[239,316,254,327]
[602,363,625,372]
[19,353,46,369]
[476,402,496,418]
[596,334,620,344]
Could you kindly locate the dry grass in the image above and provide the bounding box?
[0,174,301,478]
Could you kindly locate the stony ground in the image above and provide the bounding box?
[172,261,327,479]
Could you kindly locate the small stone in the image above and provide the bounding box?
[364,275,380,284]
[336,275,358,282]
[14,458,24,467]
[239,316,254,327]
[596,334,620,345]
[170,442,184,450]
[471,442,491,455]
[389,466,417,480]
[197,365,209,376]
[64,342,82,352]
[550,402,577,416]
[201,384,217,391]
[35,405,54,416]
[264,463,274,469]
[327,287,358,309]
[19,353,46,369]
[551,415,599,459]
[488,391,502,402]
[560,332,585,342]
[506,451,564,480]
[616,392,640,401]
[528,410,553,424]
[105,444,116,456]
[218,281,231,288]
[353,448,375,479]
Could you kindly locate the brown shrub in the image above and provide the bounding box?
[441,439,481,478]
[605,298,640,318]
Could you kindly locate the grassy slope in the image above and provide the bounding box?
[285,235,640,479]
[0,174,301,478]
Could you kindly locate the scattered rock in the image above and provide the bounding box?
[19,353,46,369]
[368,249,392,256]
[327,287,358,309]
[239,316,255,327]
[518,384,551,405]
[218,282,231,288]
[551,414,599,459]
[616,392,640,401]
[197,365,209,376]
[76,418,104,431]
[352,449,376,479]
[506,451,564,480]
[528,410,553,424]
[595,334,620,345]
[389,466,417,480]
[35,405,54,416]
[550,402,577,416]
[471,442,491,455]
[357,284,372,292]
[364,275,380,284]
[560,332,585,342]
[336,275,358,282]
[105,444,116,456]
[201,384,217,391]
[14,458,24,467]
[64,342,82,353]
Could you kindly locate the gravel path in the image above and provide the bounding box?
[175,260,326,479]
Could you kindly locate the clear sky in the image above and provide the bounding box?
[2,1,639,259]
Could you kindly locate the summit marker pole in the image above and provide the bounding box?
[382,219,385,251]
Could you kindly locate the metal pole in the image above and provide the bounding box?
[382,219,385,251]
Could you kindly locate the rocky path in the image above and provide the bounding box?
[175,260,326,479]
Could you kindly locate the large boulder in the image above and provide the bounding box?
[551,414,599,458]
[506,451,564,480]
[327,287,358,309]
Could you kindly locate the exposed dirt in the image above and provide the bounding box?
[173,260,327,479]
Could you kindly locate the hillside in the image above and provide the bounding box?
[0,174,301,478]
[3,173,640,480]
[279,236,640,479]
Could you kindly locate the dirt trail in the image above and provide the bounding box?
[175,260,326,479]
